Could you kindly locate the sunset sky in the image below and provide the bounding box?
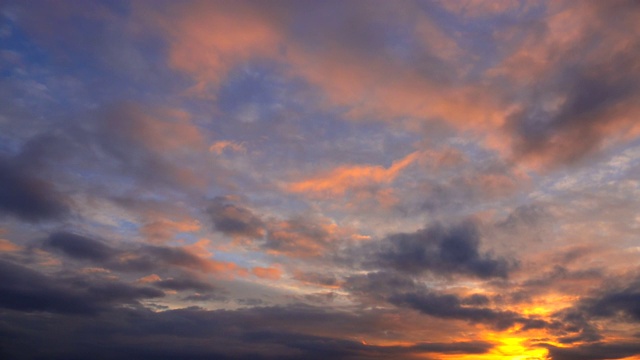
[1,1,640,359]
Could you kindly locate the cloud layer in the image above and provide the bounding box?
[1,1,639,359]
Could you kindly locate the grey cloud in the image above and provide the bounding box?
[542,342,640,360]
[293,271,341,287]
[207,196,265,238]
[365,221,512,279]
[541,278,640,344]
[46,232,118,262]
[0,156,68,222]
[345,271,548,331]
[42,231,223,275]
[503,1,640,166]
[579,279,640,322]
[497,204,549,229]
[0,259,163,315]
[345,271,418,303]
[152,277,216,293]
[389,290,542,331]
[0,302,495,360]
[461,294,491,306]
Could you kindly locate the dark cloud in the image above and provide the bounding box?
[0,259,163,315]
[41,231,231,275]
[503,1,640,166]
[152,277,216,293]
[139,245,218,273]
[302,291,337,304]
[206,199,336,257]
[182,293,228,302]
[389,290,544,331]
[565,278,640,324]
[0,303,495,360]
[522,266,604,289]
[345,271,546,331]
[0,156,68,222]
[542,278,640,344]
[461,294,491,306]
[293,271,341,287]
[585,288,640,322]
[207,197,265,238]
[46,232,118,262]
[542,342,640,360]
[345,271,418,303]
[365,221,512,279]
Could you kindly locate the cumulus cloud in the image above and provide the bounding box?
[207,196,265,239]
[364,221,513,279]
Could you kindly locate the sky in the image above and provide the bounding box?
[1,1,639,359]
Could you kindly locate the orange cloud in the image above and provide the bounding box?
[146,1,640,171]
[145,1,505,128]
[264,216,340,258]
[137,274,162,284]
[105,104,205,154]
[209,140,246,155]
[486,1,640,168]
[251,266,282,280]
[140,218,201,243]
[148,1,282,92]
[287,151,420,197]
[0,239,21,252]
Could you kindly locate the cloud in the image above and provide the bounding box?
[287,151,420,197]
[206,196,265,239]
[389,289,543,331]
[0,239,22,252]
[0,156,68,222]
[151,277,216,293]
[209,140,246,155]
[139,218,201,243]
[252,266,282,280]
[543,342,640,360]
[364,221,513,279]
[46,232,118,262]
[533,277,640,345]
[494,1,640,167]
[438,0,526,18]
[0,301,495,360]
[147,0,504,131]
[2,1,640,358]
[0,258,163,315]
[205,198,345,258]
[345,271,546,331]
[264,216,338,257]
[577,278,640,322]
[293,271,342,288]
[93,102,208,189]
[43,231,244,276]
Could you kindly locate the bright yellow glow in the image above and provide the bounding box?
[436,332,552,360]
[515,294,577,317]
[492,336,548,359]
